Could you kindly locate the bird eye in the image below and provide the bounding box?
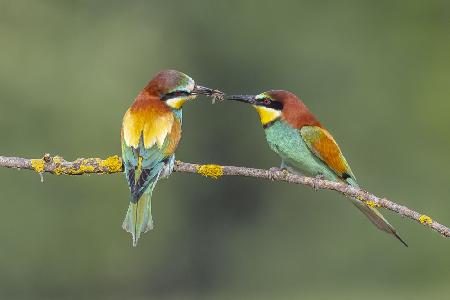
[263,98,271,105]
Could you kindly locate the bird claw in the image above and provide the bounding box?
[312,174,325,191]
[268,167,288,180]
[160,156,175,179]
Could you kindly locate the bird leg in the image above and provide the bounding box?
[160,155,175,179]
[268,161,292,180]
[281,160,304,175]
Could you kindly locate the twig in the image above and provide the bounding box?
[0,154,448,238]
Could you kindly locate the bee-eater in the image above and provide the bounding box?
[228,90,407,246]
[121,70,220,246]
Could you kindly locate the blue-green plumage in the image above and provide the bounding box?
[121,69,220,246]
[121,129,176,247]
[227,90,407,246]
[265,119,403,243]
[265,120,342,181]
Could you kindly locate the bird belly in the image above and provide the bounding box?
[264,121,339,181]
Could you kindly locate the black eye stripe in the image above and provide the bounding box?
[258,98,283,110]
[161,91,190,101]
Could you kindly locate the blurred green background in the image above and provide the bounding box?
[1,0,449,299]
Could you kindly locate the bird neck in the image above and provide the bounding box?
[281,100,321,129]
[130,92,172,118]
[171,107,182,121]
[134,91,160,105]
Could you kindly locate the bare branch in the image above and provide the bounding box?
[0,154,448,238]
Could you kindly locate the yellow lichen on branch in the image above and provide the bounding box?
[364,200,380,208]
[52,156,63,175]
[419,215,433,225]
[99,155,123,173]
[355,195,380,208]
[197,164,223,179]
[75,159,96,174]
[31,159,45,173]
[29,155,124,176]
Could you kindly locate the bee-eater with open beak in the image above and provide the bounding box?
[228,90,407,246]
[121,70,220,246]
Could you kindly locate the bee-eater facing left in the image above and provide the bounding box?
[121,70,219,246]
[228,90,407,246]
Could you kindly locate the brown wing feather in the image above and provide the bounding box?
[300,126,355,179]
[164,117,181,156]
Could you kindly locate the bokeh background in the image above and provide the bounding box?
[1,1,450,299]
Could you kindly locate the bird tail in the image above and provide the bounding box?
[346,178,407,247]
[122,183,156,247]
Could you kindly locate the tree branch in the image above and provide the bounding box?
[0,154,448,238]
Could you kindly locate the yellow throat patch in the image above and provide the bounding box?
[166,95,196,109]
[254,106,281,125]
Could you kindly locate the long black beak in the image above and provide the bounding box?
[227,95,256,104]
[192,85,224,98]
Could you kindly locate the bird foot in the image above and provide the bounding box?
[312,174,325,191]
[160,156,175,179]
[268,167,289,180]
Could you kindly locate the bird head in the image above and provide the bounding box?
[146,70,221,109]
[227,90,320,128]
[227,90,287,126]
